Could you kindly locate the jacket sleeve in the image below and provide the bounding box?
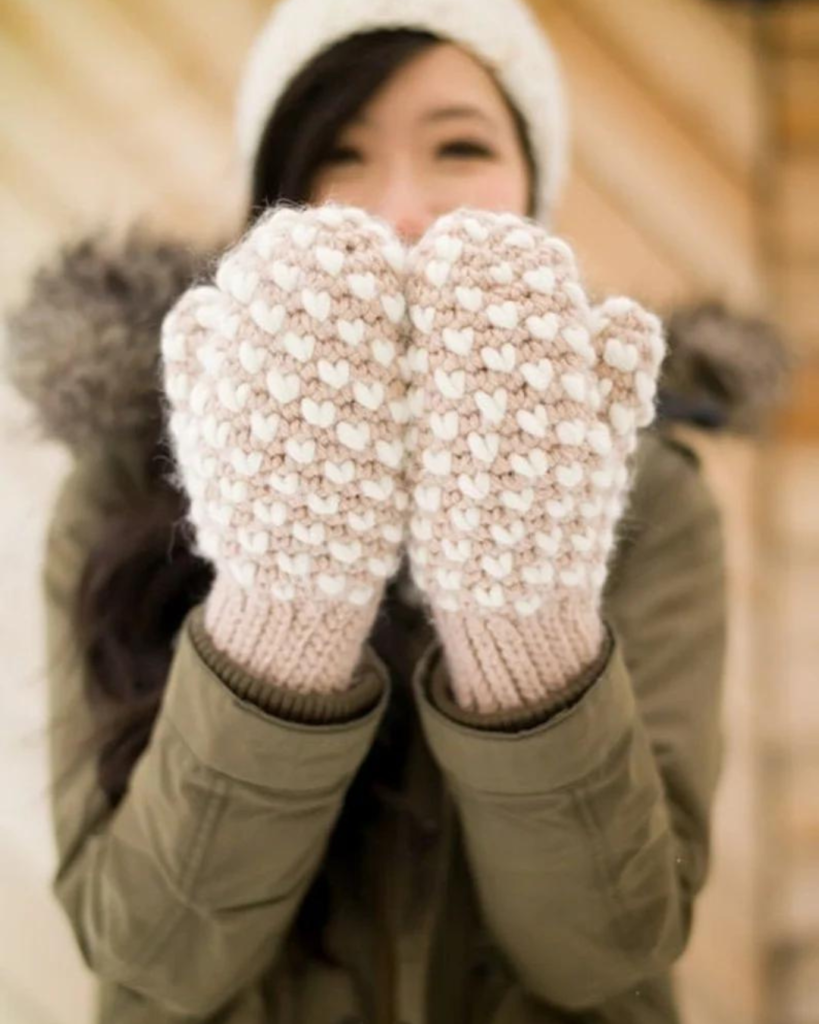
[43,449,389,1019]
[413,431,727,1011]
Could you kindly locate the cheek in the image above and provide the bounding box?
[308,169,371,208]
[309,159,531,217]
[435,164,530,217]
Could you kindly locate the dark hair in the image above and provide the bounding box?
[71,27,537,966]
[71,430,214,805]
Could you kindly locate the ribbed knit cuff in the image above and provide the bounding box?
[432,596,607,714]
[203,573,385,695]
[188,605,386,724]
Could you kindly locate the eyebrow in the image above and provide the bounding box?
[421,105,495,125]
[351,105,495,128]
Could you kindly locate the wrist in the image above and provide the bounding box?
[204,573,384,694]
[431,594,606,714]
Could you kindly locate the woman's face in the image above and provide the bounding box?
[309,42,532,243]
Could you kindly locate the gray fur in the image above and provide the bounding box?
[3,225,219,453]
[661,300,793,434]
[2,228,791,456]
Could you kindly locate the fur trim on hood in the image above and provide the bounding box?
[3,226,792,457]
[659,300,793,435]
[3,226,216,454]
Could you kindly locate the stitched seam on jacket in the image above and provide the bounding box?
[569,762,651,981]
[162,713,352,800]
[438,760,613,800]
[124,767,230,970]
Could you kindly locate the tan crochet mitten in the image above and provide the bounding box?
[160,203,410,694]
[404,208,666,713]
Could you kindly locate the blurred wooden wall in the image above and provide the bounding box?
[766,4,819,438]
[544,0,761,308]
[0,0,264,297]
[755,8,819,1024]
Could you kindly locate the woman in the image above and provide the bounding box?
[5,1,734,1021]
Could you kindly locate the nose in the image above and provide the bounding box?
[370,174,433,244]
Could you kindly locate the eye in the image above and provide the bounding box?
[439,140,495,159]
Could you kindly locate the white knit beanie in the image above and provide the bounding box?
[234,0,570,226]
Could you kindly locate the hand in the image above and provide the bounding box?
[160,203,410,693]
[403,208,666,712]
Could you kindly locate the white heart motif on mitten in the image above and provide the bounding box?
[404,208,667,619]
[160,203,411,611]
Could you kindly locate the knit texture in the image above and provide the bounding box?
[202,574,382,693]
[434,598,606,712]
[160,203,410,693]
[404,208,666,712]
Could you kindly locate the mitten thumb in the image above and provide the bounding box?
[589,297,666,444]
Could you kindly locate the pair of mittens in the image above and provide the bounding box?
[161,203,665,707]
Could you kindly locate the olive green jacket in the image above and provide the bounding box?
[43,425,726,1024]
[5,230,744,1024]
